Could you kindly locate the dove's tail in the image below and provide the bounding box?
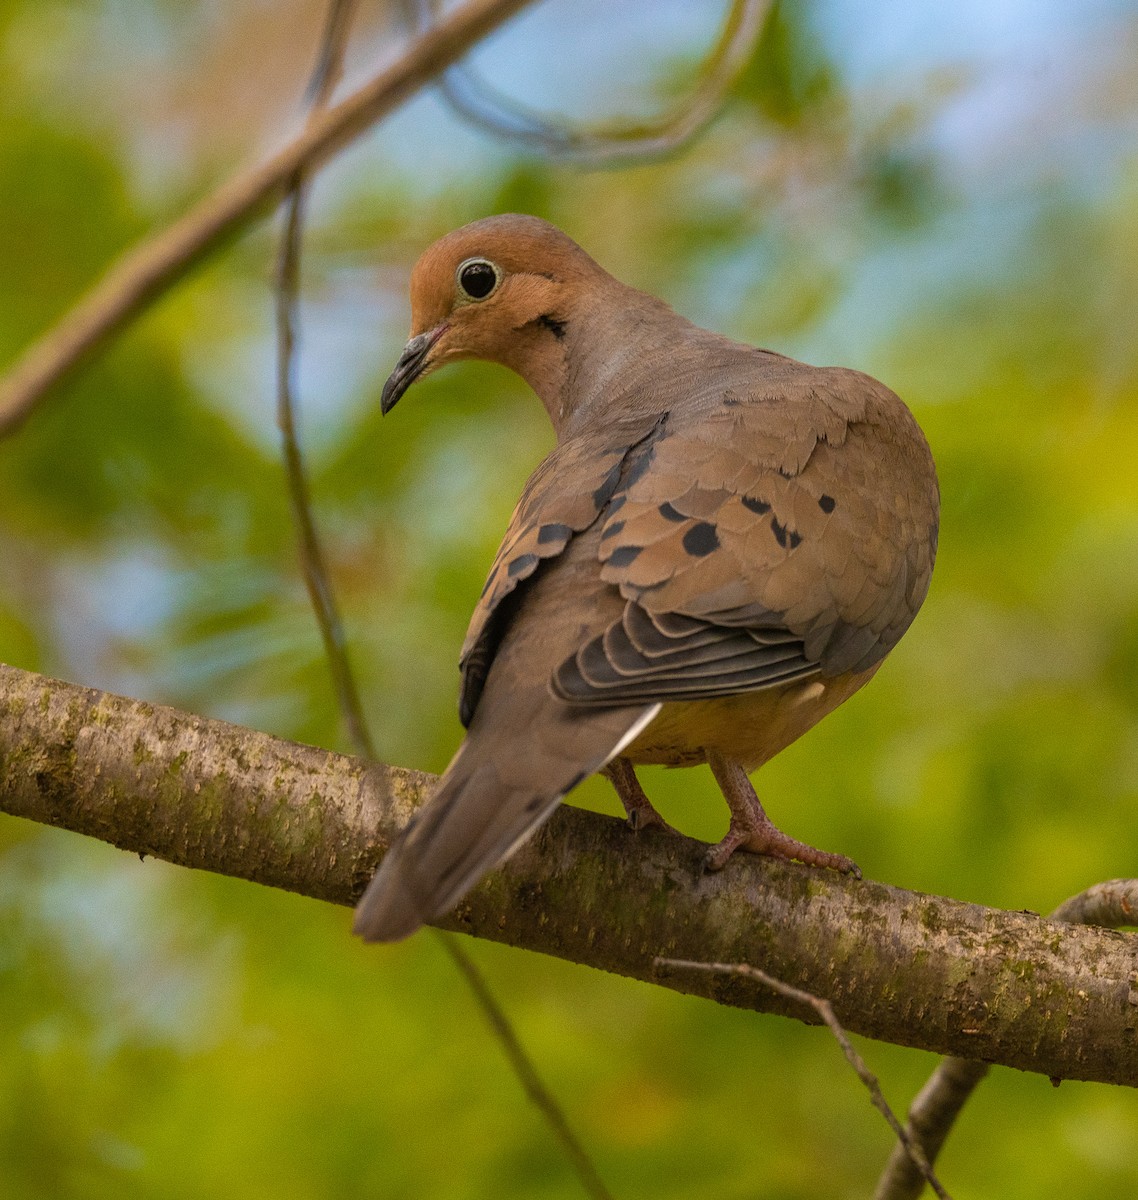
[352,698,660,943]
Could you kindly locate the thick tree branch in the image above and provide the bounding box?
[1,661,1136,1087]
[0,0,536,437]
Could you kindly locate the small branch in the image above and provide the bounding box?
[2,662,1137,1087]
[275,0,375,761]
[872,1058,989,1200]
[0,0,536,438]
[1051,879,1138,928]
[305,0,359,107]
[873,881,1138,1200]
[408,0,769,165]
[657,958,951,1200]
[438,932,615,1200]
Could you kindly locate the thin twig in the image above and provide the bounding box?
[407,0,769,166]
[0,0,536,439]
[305,0,359,107]
[655,957,952,1200]
[275,0,374,759]
[276,193,375,757]
[439,932,616,1200]
[873,880,1138,1200]
[871,1058,989,1200]
[276,10,613,1197]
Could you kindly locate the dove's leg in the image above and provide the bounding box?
[602,758,674,832]
[704,752,861,877]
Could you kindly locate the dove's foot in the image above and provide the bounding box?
[704,751,860,878]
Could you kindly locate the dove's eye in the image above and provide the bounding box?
[457,258,501,301]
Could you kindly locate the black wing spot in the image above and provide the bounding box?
[682,522,719,557]
[742,495,771,515]
[658,501,685,522]
[608,544,643,568]
[479,568,498,598]
[818,494,836,514]
[537,313,567,339]
[770,518,801,550]
[508,553,539,577]
[537,522,572,545]
[600,519,626,541]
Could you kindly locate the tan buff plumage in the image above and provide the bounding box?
[355,214,939,942]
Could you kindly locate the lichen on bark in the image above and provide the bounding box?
[1,661,1136,1086]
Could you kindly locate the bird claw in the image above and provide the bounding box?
[626,804,680,837]
[604,759,679,836]
[626,806,659,831]
[703,821,861,878]
[703,752,861,879]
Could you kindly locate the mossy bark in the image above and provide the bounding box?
[2,662,1135,1086]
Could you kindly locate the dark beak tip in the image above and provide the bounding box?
[380,327,442,417]
[379,380,401,416]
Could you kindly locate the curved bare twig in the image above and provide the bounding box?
[657,957,952,1199]
[407,0,769,165]
[275,0,376,761]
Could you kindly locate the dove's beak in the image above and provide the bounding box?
[381,325,447,415]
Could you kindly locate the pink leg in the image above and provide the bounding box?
[704,751,860,878]
[603,758,675,833]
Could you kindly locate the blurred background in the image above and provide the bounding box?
[2,0,1137,1195]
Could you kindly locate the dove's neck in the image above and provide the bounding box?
[504,277,705,442]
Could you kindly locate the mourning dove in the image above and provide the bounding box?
[354,214,938,943]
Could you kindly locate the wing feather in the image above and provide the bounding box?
[552,367,938,705]
[460,361,937,723]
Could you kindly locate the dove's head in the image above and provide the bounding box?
[380,214,608,417]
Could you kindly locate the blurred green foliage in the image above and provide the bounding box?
[2,1,1137,1197]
